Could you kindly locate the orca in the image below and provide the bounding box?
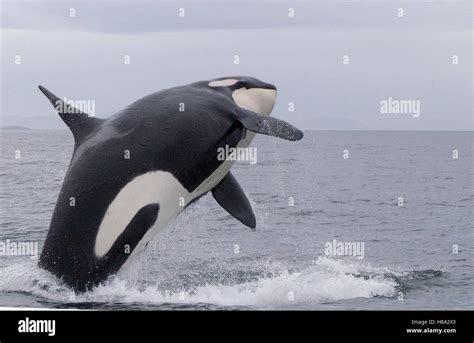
[37,76,303,291]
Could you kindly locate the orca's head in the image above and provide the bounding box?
[208,76,277,116]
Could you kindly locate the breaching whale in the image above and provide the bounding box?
[38,76,303,291]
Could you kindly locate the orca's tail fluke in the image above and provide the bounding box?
[38,85,103,144]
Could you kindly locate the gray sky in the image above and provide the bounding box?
[1,0,472,130]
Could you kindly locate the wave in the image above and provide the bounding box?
[0,257,424,309]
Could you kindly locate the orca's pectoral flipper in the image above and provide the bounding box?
[212,172,256,229]
[38,85,103,143]
[235,108,304,141]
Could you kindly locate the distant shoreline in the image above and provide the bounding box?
[0,126,31,130]
[2,127,473,133]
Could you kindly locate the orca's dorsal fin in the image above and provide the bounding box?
[212,172,256,229]
[235,108,303,141]
[38,85,103,144]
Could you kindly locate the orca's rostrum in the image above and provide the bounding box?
[38,77,303,291]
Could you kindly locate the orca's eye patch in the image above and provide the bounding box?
[208,79,239,87]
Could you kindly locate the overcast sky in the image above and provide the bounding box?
[0,0,472,130]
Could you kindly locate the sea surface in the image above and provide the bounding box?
[0,130,472,310]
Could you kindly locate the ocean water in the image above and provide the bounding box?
[0,130,472,310]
